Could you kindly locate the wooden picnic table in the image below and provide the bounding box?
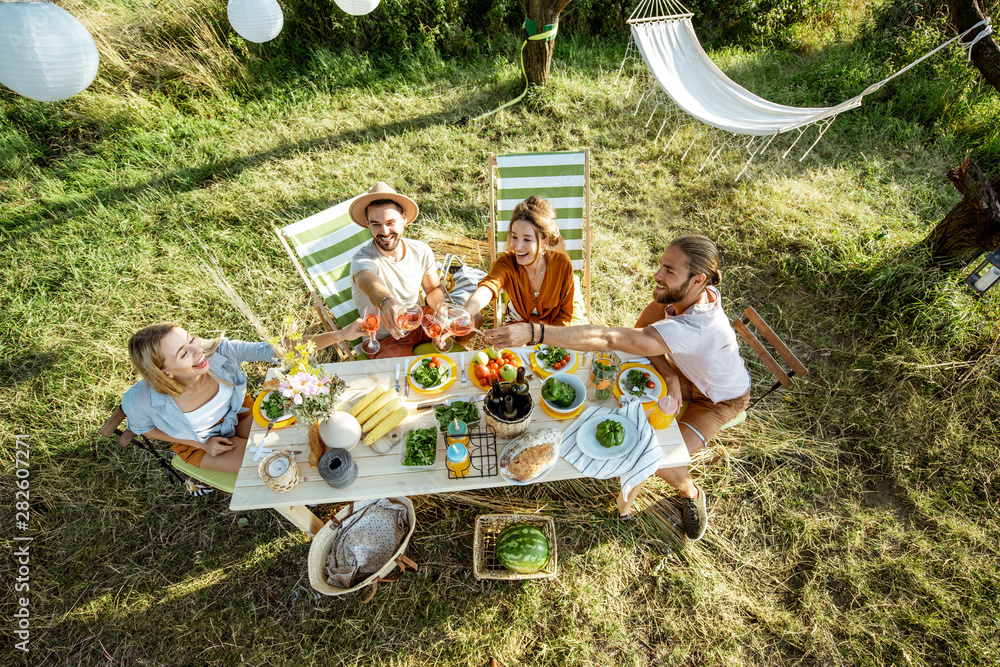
[229,349,690,535]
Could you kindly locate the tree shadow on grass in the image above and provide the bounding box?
[0,81,519,250]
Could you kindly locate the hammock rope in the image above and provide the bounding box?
[622,0,993,178]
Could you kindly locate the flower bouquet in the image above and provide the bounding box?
[264,320,346,467]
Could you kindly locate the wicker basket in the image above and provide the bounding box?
[482,390,532,439]
[473,514,557,581]
[308,497,417,600]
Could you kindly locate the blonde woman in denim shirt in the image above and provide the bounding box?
[121,321,361,474]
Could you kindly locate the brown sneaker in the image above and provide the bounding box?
[680,486,707,541]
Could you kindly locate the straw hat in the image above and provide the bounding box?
[349,182,419,228]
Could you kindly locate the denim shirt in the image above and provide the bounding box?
[121,338,277,442]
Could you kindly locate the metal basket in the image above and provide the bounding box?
[473,514,557,581]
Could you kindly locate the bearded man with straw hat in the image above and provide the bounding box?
[349,182,448,358]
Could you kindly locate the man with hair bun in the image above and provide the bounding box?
[487,234,750,541]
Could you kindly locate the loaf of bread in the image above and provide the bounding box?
[501,428,562,482]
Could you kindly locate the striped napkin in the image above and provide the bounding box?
[561,395,665,498]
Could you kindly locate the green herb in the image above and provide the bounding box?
[625,369,647,397]
[412,359,449,388]
[261,391,287,420]
[596,419,625,448]
[538,346,569,368]
[542,377,577,408]
[435,400,480,430]
[402,427,437,467]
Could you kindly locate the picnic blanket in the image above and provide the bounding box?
[561,395,665,498]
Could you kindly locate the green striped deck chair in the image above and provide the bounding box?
[275,196,369,361]
[488,149,592,327]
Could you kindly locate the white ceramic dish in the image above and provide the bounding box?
[398,422,441,471]
[498,431,561,485]
[618,366,662,402]
[540,372,586,415]
[575,413,640,460]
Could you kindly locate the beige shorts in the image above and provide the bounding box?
[678,386,750,445]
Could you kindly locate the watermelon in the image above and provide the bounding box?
[495,523,550,574]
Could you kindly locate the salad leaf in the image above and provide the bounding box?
[435,400,480,431]
[412,359,449,387]
[261,392,288,420]
[403,427,437,466]
[625,369,648,397]
[542,377,577,408]
[538,346,569,368]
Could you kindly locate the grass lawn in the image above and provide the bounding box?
[2,2,1000,664]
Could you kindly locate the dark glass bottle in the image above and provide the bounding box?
[503,394,517,420]
[489,379,503,415]
[513,367,529,398]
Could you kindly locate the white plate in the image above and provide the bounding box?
[618,366,662,402]
[534,346,577,372]
[575,414,640,460]
[498,433,558,485]
[259,390,293,422]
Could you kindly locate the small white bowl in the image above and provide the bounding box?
[540,372,586,415]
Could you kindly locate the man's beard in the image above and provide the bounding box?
[653,277,692,305]
[373,233,401,252]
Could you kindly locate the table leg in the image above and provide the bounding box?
[274,505,324,536]
[617,478,649,517]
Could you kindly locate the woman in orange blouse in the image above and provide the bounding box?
[463,196,574,326]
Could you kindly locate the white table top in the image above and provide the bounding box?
[230,349,689,511]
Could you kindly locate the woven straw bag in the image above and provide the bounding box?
[308,497,418,602]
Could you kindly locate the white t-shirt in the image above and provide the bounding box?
[183,382,234,438]
[351,239,436,339]
[650,286,751,403]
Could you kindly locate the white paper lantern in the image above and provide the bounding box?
[227,0,284,44]
[0,1,100,102]
[334,0,381,17]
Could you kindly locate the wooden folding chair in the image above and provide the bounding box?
[488,149,593,326]
[732,306,808,409]
[275,196,370,361]
[99,407,237,495]
[616,306,808,518]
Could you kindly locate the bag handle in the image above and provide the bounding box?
[359,555,419,603]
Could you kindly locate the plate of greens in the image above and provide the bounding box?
[398,424,440,471]
[407,354,458,394]
[614,362,666,406]
[531,344,579,377]
[251,390,295,429]
[434,399,481,431]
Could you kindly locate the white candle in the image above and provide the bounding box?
[267,457,289,477]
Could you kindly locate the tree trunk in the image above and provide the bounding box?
[948,0,1000,94]
[924,158,1000,266]
[523,0,573,87]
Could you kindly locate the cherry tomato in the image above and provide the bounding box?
[644,372,651,379]
[475,365,490,380]
[431,356,443,366]
[429,361,438,368]
[646,380,656,389]
[562,354,571,363]
[553,361,564,370]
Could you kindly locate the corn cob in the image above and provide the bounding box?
[349,385,389,418]
[364,407,409,445]
[362,397,403,433]
[354,389,396,424]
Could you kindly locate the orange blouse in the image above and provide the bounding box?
[478,250,574,325]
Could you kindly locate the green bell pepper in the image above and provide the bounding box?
[595,419,625,448]
[542,378,576,408]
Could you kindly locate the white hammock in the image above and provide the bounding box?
[626,0,992,174]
